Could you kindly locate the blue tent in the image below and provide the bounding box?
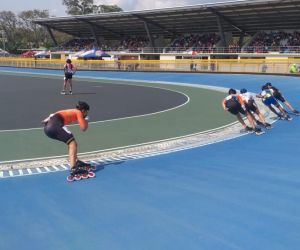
[78,49,110,59]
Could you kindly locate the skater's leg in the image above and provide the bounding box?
[69,79,73,94]
[62,78,67,92]
[236,114,247,128]
[68,139,77,169]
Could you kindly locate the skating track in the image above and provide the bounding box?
[0,68,299,250]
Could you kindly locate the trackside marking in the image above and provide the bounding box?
[44,167,51,172]
[52,165,60,171]
[0,129,254,179]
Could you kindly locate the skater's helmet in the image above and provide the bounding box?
[76,101,90,111]
[261,85,268,90]
[240,88,247,94]
[66,59,72,63]
[228,88,236,95]
[265,82,272,87]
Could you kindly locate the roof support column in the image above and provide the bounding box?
[143,21,155,49]
[238,32,245,48]
[216,15,227,47]
[87,23,101,48]
[45,26,58,47]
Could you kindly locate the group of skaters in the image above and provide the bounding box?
[222,82,299,135]
[44,59,299,180]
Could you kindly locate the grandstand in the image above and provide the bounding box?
[33,0,300,57]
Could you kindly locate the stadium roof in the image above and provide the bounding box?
[34,0,300,40]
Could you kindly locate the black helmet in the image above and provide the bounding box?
[240,88,247,94]
[228,88,236,95]
[76,101,89,111]
[66,59,72,63]
[265,82,272,87]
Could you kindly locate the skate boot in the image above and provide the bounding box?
[285,115,293,121]
[254,127,265,135]
[277,114,285,120]
[67,166,89,182]
[245,126,254,132]
[256,120,264,126]
[76,160,96,172]
[293,110,300,115]
[264,123,273,129]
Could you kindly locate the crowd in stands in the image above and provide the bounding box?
[47,30,300,55]
[168,33,220,52]
[52,37,149,52]
[117,37,149,52]
[247,31,300,53]
[54,38,97,52]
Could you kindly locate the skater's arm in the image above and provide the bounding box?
[76,110,88,131]
[222,99,228,111]
[41,114,54,124]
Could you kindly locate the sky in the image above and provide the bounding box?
[0,0,240,17]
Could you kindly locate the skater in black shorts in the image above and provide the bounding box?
[222,88,262,134]
[264,82,299,115]
[43,101,90,175]
[61,59,76,95]
[239,89,272,129]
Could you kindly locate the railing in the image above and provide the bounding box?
[0,57,300,75]
[49,46,300,54]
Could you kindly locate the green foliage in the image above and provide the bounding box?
[0,9,69,53]
[62,0,123,15]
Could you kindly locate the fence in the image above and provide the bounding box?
[0,57,300,75]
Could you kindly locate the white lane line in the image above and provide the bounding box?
[52,165,60,171]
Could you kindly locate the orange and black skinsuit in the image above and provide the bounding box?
[223,94,246,115]
[44,109,86,144]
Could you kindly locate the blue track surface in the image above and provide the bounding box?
[0,69,300,250]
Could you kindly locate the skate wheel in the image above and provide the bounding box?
[81,173,89,179]
[74,174,82,181]
[67,175,75,182]
[88,171,96,178]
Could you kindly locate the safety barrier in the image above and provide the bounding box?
[0,57,300,74]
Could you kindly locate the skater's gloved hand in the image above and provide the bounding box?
[85,116,90,121]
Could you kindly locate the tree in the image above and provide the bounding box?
[93,4,123,13]
[63,0,94,15]
[62,0,122,15]
[18,10,50,48]
[0,11,19,51]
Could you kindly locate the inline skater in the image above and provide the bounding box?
[222,88,263,135]
[42,101,95,181]
[264,82,299,115]
[256,85,292,121]
[61,59,76,95]
[239,88,272,129]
